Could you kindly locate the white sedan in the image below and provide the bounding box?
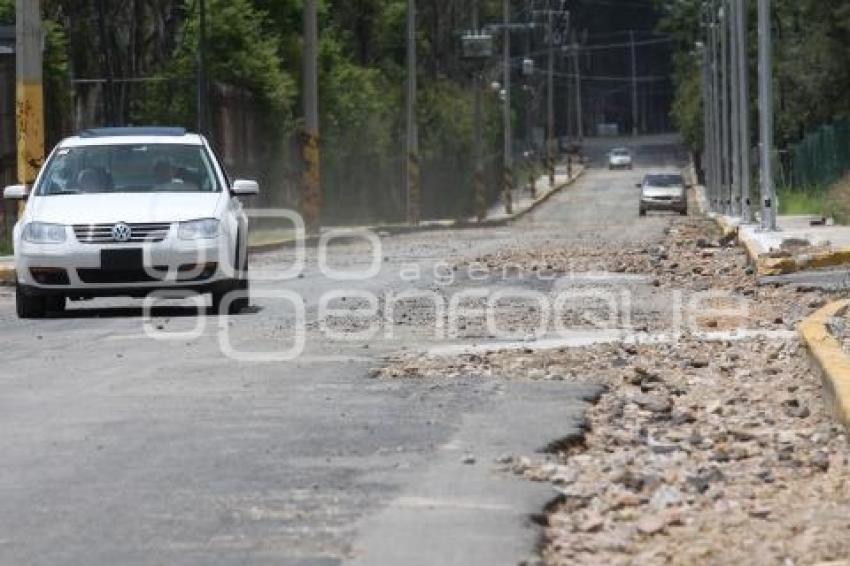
[3,127,259,318]
[607,148,633,170]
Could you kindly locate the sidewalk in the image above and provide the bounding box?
[0,165,584,286]
[695,185,850,276]
[223,162,583,247]
[479,163,581,224]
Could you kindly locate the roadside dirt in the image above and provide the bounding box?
[375,217,850,564]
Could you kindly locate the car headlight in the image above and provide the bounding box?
[23,222,67,244]
[178,218,221,240]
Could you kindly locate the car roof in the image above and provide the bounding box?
[60,127,204,148]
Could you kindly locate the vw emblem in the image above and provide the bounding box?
[111,222,133,243]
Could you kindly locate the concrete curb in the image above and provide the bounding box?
[707,212,804,277]
[759,247,850,277]
[699,196,850,277]
[0,263,13,286]
[800,299,850,430]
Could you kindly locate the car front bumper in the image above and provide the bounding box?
[15,232,232,295]
[640,197,687,212]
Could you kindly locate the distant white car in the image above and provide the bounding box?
[3,127,260,318]
[638,173,688,217]
[608,148,633,170]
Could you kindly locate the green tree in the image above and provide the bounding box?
[137,0,296,131]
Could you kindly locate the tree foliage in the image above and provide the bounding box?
[657,0,850,152]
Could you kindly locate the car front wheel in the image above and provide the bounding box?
[211,253,250,316]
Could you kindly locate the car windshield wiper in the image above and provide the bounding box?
[48,190,81,195]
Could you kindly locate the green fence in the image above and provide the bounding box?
[783,118,850,191]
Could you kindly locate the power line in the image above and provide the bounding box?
[509,58,669,83]
[509,35,673,62]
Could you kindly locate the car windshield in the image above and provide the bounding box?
[611,149,629,156]
[645,174,683,187]
[36,144,220,195]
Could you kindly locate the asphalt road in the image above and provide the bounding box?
[0,136,686,566]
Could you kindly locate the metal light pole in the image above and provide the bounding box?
[302,0,321,232]
[406,0,421,225]
[728,0,742,217]
[698,42,713,195]
[735,0,753,222]
[546,1,555,187]
[710,18,722,213]
[502,0,513,214]
[630,30,638,137]
[471,2,487,222]
[757,0,776,231]
[719,5,731,214]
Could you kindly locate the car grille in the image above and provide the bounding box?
[76,268,168,284]
[73,223,172,244]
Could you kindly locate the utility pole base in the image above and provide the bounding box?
[301,131,321,233]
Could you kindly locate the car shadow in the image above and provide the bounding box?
[50,304,264,320]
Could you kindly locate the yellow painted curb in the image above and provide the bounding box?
[800,300,850,430]
[756,246,850,277]
[715,216,738,239]
[0,264,15,286]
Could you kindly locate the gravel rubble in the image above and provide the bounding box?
[374,218,850,564]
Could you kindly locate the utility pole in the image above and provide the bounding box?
[736,0,752,222]
[197,0,207,136]
[630,30,638,137]
[302,0,321,233]
[15,0,44,212]
[757,0,776,230]
[573,39,583,143]
[406,0,421,225]
[502,0,513,215]
[546,1,555,187]
[472,2,486,221]
[728,0,741,217]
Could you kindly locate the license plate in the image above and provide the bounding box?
[100,249,143,271]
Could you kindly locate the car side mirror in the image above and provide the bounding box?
[3,184,28,200]
[635,183,642,189]
[231,179,259,196]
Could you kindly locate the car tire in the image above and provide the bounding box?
[211,245,250,315]
[16,286,47,319]
[639,208,647,217]
[679,208,688,216]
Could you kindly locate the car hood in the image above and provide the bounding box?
[27,192,224,224]
[643,186,684,198]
